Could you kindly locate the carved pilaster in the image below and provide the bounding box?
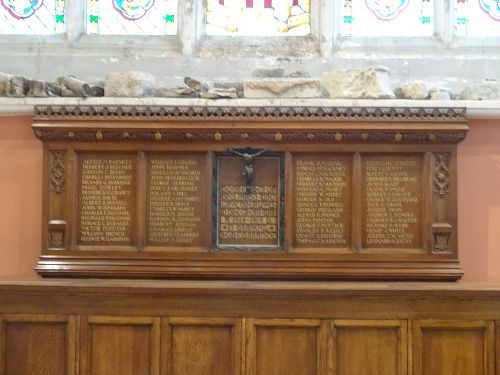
[49,151,66,193]
[433,153,450,197]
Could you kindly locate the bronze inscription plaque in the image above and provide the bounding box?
[78,154,136,246]
[215,155,283,250]
[146,154,205,247]
[293,154,351,248]
[362,154,422,248]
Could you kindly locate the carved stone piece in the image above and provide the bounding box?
[156,87,198,98]
[184,77,208,93]
[322,67,395,99]
[429,88,454,101]
[50,151,66,193]
[394,81,429,100]
[105,71,156,97]
[433,153,450,197]
[213,82,244,98]
[29,80,62,97]
[200,87,238,99]
[244,78,322,98]
[0,72,12,96]
[6,75,30,97]
[57,75,92,97]
[459,79,500,100]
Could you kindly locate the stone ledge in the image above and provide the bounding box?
[0,97,499,120]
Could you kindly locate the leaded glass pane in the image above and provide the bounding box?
[206,0,311,36]
[0,0,65,35]
[86,0,178,35]
[455,0,500,37]
[341,0,433,37]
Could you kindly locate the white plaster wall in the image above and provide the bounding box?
[0,0,498,93]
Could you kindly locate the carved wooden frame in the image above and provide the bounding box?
[34,105,468,280]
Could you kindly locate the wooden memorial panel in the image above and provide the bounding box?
[362,154,422,250]
[292,154,352,250]
[215,152,283,250]
[77,153,137,248]
[146,153,206,248]
[34,104,468,280]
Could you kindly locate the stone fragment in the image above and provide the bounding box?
[6,76,30,97]
[322,67,395,99]
[0,72,12,96]
[57,75,91,97]
[213,82,244,98]
[394,81,429,100]
[459,79,500,100]
[156,87,198,98]
[244,78,321,99]
[89,85,105,97]
[287,71,311,78]
[28,80,62,97]
[252,68,285,78]
[105,71,156,97]
[200,87,238,99]
[184,77,208,93]
[429,88,453,100]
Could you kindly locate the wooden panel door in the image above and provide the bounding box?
[80,316,160,375]
[245,318,328,375]
[0,314,76,375]
[162,317,241,375]
[413,320,494,375]
[332,320,407,375]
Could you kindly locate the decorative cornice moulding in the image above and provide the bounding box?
[33,104,467,122]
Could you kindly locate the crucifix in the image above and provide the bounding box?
[227,148,269,194]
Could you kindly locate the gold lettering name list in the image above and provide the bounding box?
[148,157,202,245]
[79,157,134,244]
[294,158,349,246]
[364,157,420,247]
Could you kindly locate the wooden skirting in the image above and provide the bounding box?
[0,279,499,374]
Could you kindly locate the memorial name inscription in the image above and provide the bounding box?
[362,155,421,248]
[293,155,351,248]
[216,156,282,249]
[147,155,204,246]
[78,155,136,245]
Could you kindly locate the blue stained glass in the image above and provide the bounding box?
[0,0,65,34]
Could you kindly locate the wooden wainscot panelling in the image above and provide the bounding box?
[332,320,407,375]
[412,320,494,375]
[496,321,500,375]
[162,317,242,375]
[245,318,329,375]
[80,316,160,375]
[0,314,76,375]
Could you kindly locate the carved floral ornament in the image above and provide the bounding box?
[33,105,467,122]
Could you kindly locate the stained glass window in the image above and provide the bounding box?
[86,0,178,35]
[455,0,500,37]
[206,0,311,36]
[0,0,65,34]
[341,0,434,37]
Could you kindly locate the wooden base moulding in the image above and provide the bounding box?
[33,105,468,280]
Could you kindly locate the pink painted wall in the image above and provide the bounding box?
[0,116,42,277]
[0,116,499,280]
